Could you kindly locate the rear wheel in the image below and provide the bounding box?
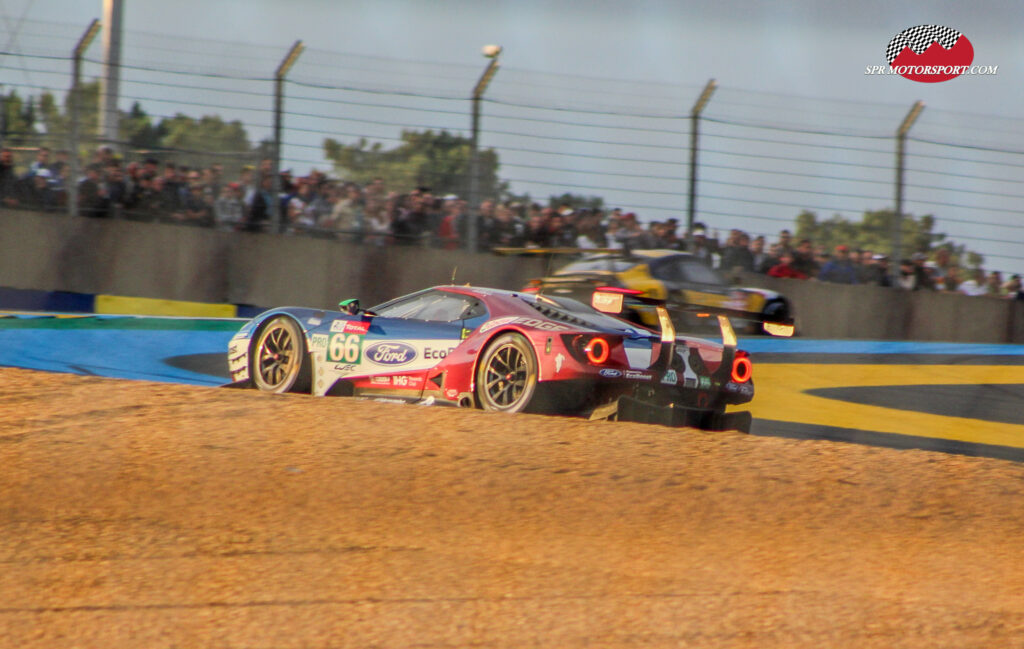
[251,316,311,393]
[475,333,538,412]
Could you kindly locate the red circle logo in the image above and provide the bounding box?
[886,25,974,83]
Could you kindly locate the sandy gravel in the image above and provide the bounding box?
[1,367,1023,648]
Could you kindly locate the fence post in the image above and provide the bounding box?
[98,0,123,152]
[892,100,924,283]
[67,19,101,219]
[686,79,716,247]
[467,45,501,254]
[271,40,304,234]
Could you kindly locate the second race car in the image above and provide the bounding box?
[523,249,794,335]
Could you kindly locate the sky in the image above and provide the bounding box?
[2,0,1023,273]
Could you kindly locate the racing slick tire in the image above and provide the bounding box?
[475,333,539,413]
[250,316,311,394]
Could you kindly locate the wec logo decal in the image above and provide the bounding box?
[365,342,417,366]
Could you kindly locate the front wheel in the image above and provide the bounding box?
[250,316,311,393]
[475,333,538,412]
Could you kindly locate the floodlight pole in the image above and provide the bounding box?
[468,47,501,253]
[271,40,304,234]
[892,100,924,283]
[686,79,716,249]
[68,19,101,219]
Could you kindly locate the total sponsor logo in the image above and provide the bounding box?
[331,319,371,334]
[480,316,571,334]
[365,342,417,366]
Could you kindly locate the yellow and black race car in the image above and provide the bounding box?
[521,249,794,335]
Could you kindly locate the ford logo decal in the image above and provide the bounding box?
[365,342,417,366]
[599,368,622,378]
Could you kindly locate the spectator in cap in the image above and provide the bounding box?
[686,221,717,266]
[818,245,858,284]
[870,254,893,287]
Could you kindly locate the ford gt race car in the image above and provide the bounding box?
[227,285,757,431]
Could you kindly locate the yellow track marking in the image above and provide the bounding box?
[749,364,1024,449]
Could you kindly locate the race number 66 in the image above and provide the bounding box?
[328,333,362,363]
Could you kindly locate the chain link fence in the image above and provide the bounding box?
[1,17,1022,287]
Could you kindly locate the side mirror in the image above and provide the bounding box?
[338,298,361,316]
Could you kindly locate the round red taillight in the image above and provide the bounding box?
[584,337,610,364]
[731,356,752,383]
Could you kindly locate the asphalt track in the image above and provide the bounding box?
[2,312,1023,460]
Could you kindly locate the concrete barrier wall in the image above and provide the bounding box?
[738,272,1024,343]
[2,209,1022,342]
[0,209,547,312]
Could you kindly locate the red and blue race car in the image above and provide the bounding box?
[227,285,757,431]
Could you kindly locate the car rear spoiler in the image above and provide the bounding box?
[590,288,741,379]
[587,288,756,431]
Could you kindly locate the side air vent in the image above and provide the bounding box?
[527,301,592,327]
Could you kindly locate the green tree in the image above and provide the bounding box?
[157,113,251,172]
[11,86,255,175]
[547,192,604,211]
[1,89,40,146]
[120,101,165,150]
[323,129,507,198]
[794,208,981,265]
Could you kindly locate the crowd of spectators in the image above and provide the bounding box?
[2,144,1022,300]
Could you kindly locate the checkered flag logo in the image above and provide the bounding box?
[886,25,962,64]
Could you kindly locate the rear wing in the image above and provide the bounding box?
[589,288,742,376]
